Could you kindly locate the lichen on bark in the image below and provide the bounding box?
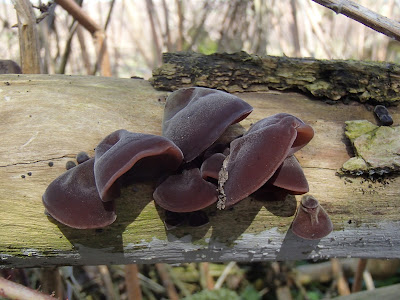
[341,120,400,175]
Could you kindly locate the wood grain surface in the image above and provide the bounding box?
[0,74,399,268]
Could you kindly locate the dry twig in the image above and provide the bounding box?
[331,258,351,296]
[98,265,117,300]
[312,0,400,41]
[214,261,236,289]
[55,0,111,76]
[155,263,180,300]
[0,277,55,300]
[199,262,214,290]
[125,264,142,300]
[352,258,368,293]
[12,0,42,73]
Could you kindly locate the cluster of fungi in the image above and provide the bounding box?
[43,87,332,240]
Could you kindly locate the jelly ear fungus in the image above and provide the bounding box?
[162,87,253,162]
[42,159,117,229]
[43,130,184,229]
[291,195,333,240]
[94,130,183,202]
[217,113,314,209]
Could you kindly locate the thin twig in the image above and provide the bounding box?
[352,258,367,293]
[104,0,116,31]
[161,0,172,51]
[98,265,117,300]
[175,0,184,51]
[165,264,191,297]
[363,270,375,290]
[57,20,78,74]
[200,262,214,290]
[312,0,400,41]
[125,264,142,300]
[155,263,179,300]
[331,258,351,296]
[214,261,236,289]
[55,0,100,34]
[187,1,212,50]
[145,0,162,67]
[76,25,91,74]
[91,0,114,76]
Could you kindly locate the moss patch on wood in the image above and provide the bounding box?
[341,120,400,175]
[151,51,400,104]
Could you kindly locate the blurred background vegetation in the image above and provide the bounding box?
[2,0,400,78]
[1,0,400,299]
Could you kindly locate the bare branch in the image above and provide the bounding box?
[55,0,100,34]
[312,0,400,41]
[12,0,42,73]
[0,277,55,300]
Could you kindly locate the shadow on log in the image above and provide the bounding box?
[0,74,400,268]
[151,51,400,105]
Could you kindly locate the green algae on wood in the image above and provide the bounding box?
[151,51,400,104]
[1,75,400,268]
[341,120,400,175]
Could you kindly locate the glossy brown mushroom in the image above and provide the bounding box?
[42,159,117,229]
[218,113,314,208]
[291,195,333,240]
[95,130,183,201]
[267,155,309,194]
[162,87,253,162]
[200,152,226,181]
[153,168,218,212]
[244,113,314,155]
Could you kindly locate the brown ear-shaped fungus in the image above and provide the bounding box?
[200,153,226,180]
[267,155,309,194]
[42,159,117,229]
[153,168,218,212]
[162,87,253,162]
[95,130,183,201]
[245,113,314,155]
[218,114,314,208]
[291,195,333,240]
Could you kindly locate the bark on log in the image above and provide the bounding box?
[0,74,400,268]
[151,51,400,104]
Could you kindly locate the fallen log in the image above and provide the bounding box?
[151,51,400,104]
[0,74,399,268]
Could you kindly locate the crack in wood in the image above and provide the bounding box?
[0,155,74,168]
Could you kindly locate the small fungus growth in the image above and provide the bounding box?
[291,195,333,240]
[43,87,324,238]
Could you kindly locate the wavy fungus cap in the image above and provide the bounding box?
[200,152,226,180]
[95,130,183,202]
[267,155,309,194]
[153,168,218,212]
[162,87,253,162]
[42,159,117,229]
[218,113,314,208]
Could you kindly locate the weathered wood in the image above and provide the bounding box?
[12,0,42,74]
[0,74,400,268]
[151,51,400,104]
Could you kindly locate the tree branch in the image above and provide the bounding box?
[55,0,100,34]
[312,0,400,41]
[0,277,55,300]
[12,0,42,73]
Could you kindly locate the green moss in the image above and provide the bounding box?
[344,120,378,142]
[342,157,368,172]
[342,120,400,175]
